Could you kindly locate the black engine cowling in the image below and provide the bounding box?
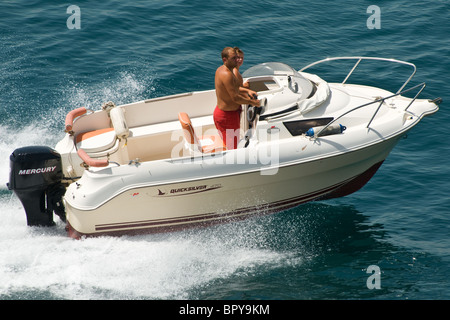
[7,146,66,227]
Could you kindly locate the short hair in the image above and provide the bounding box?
[234,47,244,55]
[221,47,234,59]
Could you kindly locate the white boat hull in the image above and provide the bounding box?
[65,135,399,238]
[7,57,440,238]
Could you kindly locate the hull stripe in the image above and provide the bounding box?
[67,161,383,238]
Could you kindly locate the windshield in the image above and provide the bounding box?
[243,62,313,99]
[242,62,298,77]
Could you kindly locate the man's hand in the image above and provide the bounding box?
[248,90,258,99]
[249,93,260,107]
[252,99,261,107]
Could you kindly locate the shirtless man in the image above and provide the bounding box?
[214,47,260,149]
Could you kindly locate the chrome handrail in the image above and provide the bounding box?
[299,56,417,94]
[311,82,426,138]
[299,57,424,138]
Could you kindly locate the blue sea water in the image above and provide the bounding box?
[0,0,449,301]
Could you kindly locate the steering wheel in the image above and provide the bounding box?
[247,106,257,122]
[247,95,266,123]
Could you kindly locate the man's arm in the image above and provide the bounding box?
[239,86,257,99]
[222,71,260,106]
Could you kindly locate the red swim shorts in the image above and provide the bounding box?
[213,106,242,149]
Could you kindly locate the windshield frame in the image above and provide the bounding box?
[242,62,299,78]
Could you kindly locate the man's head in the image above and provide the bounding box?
[221,47,238,68]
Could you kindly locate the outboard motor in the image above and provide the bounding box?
[7,146,66,227]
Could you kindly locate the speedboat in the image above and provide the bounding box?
[7,57,441,238]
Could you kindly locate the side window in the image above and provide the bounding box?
[283,118,334,136]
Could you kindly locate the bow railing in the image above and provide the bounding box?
[299,57,428,138]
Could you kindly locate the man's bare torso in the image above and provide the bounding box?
[215,65,241,111]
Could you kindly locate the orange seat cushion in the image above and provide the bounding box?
[76,128,115,143]
[179,112,226,153]
[75,128,116,153]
